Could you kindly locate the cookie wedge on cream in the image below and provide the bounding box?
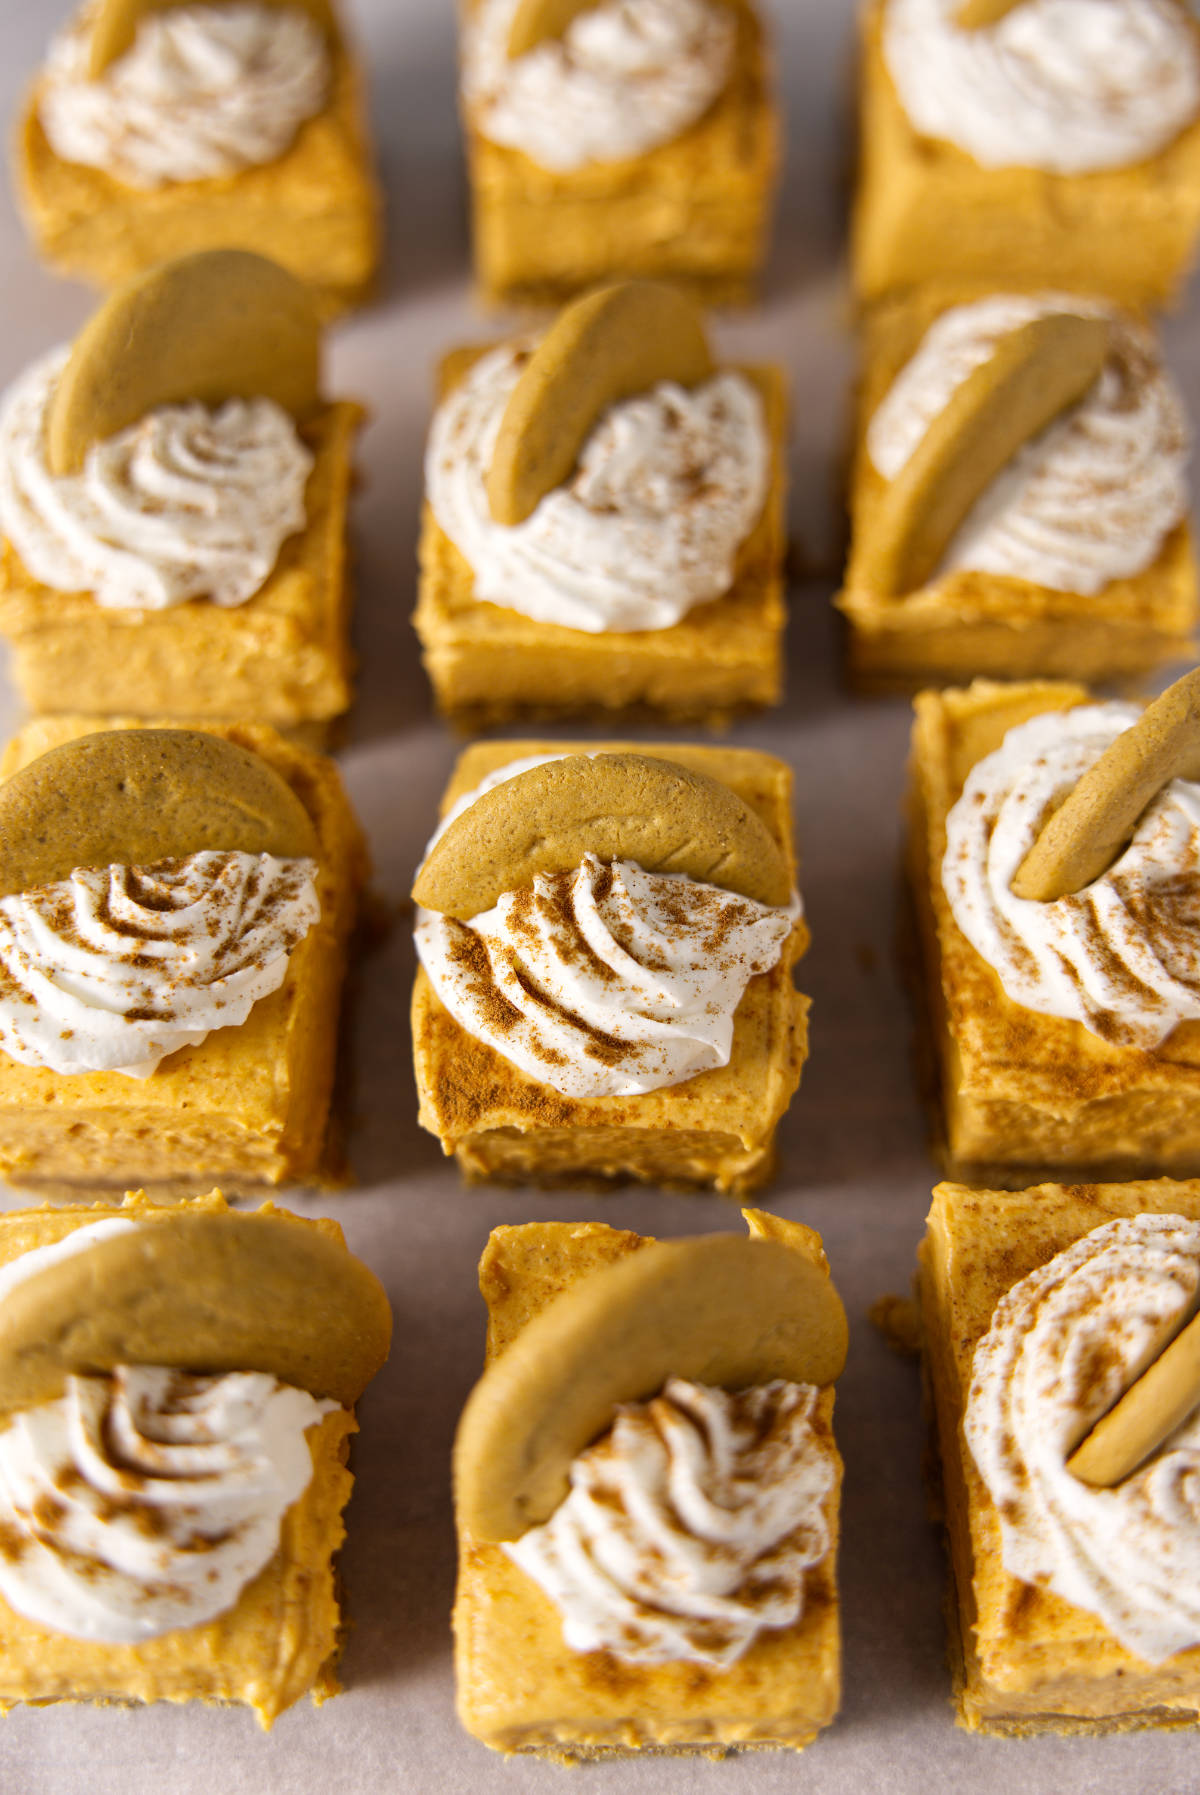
[0,250,362,736]
[459,0,778,306]
[0,1188,389,1727]
[919,1177,1200,1733]
[852,0,1200,307]
[908,677,1200,1186]
[412,740,808,1194]
[0,714,365,1198]
[838,287,1197,691]
[16,0,380,316]
[415,281,787,728]
[453,1209,844,1758]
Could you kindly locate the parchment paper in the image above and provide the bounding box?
[1,3,1199,1790]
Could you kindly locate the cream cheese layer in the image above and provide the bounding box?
[966,1214,1200,1663]
[426,341,769,633]
[40,2,328,188]
[462,0,734,171]
[942,701,1200,1050]
[866,295,1189,597]
[882,0,1200,175]
[416,849,795,1099]
[0,850,320,1077]
[0,348,313,612]
[508,1378,835,1666]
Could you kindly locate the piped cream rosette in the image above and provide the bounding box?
[0,1196,391,1643]
[425,280,771,632]
[412,749,804,1099]
[38,0,336,193]
[0,249,322,611]
[454,1209,847,1668]
[0,725,323,1076]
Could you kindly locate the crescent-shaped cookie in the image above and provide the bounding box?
[1068,1304,1200,1489]
[454,1219,848,1542]
[955,0,1022,24]
[412,751,792,918]
[505,0,596,58]
[0,1209,391,1413]
[87,0,335,78]
[47,250,321,476]
[486,281,715,526]
[0,728,318,895]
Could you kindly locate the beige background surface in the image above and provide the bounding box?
[1,2,1200,1790]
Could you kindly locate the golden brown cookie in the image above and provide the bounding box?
[0,727,319,894]
[505,0,596,58]
[455,1220,848,1542]
[486,280,715,526]
[955,0,1022,25]
[86,0,336,78]
[412,750,792,918]
[0,1208,391,1412]
[47,249,321,475]
[1069,1304,1200,1487]
[862,311,1111,597]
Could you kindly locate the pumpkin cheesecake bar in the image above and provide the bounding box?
[852,0,1200,308]
[907,678,1200,1186]
[416,281,787,729]
[0,714,366,1198]
[0,250,363,737]
[459,0,778,306]
[838,287,1196,691]
[0,1189,390,1726]
[411,740,809,1194]
[453,1209,845,1757]
[919,1177,1200,1733]
[16,0,381,318]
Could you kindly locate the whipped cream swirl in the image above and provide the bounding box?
[0,1362,333,1642]
[0,348,313,613]
[943,702,1200,1050]
[39,3,329,189]
[463,0,734,171]
[967,1213,1200,1663]
[427,342,769,633]
[509,1378,835,1666]
[867,295,1189,596]
[416,847,795,1099]
[882,0,1200,175]
[0,850,319,1078]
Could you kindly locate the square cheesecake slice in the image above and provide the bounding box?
[907,679,1200,1187]
[837,287,1197,693]
[16,21,381,320]
[0,715,366,1198]
[919,1177,1200,1734]
[454,1213,843,1757]
[463,0,778,308]
[851,0,1200,310]
[0,400,363,740]
[412,739,809,1195]
[415,349,788,731]
[0,1188,391,1726]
